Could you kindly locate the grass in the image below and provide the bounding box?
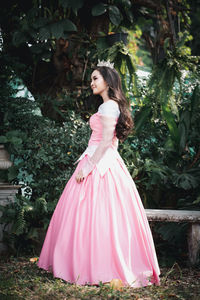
[0,256,200,300]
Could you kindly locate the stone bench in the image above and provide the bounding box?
[145,209,200,265]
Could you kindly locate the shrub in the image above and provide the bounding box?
[119,70,200,210]
[0,96,90,253]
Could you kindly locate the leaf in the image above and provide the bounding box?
[96,36,108,50]
[178,122,186,152]
[29,257,38,263]
[163,37,170,50]
[70,0,84,15]
[109,5,123,26]
[38,27,51,40]
[134,106,151,133]
[59,0,68,8]
[156,223,186,244]
[110,279,124,291]
[12,31,27,46]
[176,31,189,49]
[126,54,137,91]
[62,19,77,32]
[174,173,199,190]
[92,3,107,16]
[10,137,23,145]
[59,0,84,14]
[8,166,18,181]
[161,103,179,145]
[50,20,77,38]
[121,0,131,8]
[50,22,64,38]
[5,208,16,218]
[191,85,200,123]
[6,130,22,139]
[120,59,126,75]
[32,17,48,29]
[0,136,8,143]
[30,44,43,54]
[164,137,175,152]
[192,196,200,205]
[180,110,190,132]
[28,227,39,240]
[178,110,190,152]
[125,9,134,23]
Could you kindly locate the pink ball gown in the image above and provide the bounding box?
[38,100,160,287]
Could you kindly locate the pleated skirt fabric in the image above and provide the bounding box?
[38,155,160,287]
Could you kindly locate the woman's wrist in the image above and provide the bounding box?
[82,156,95,178]
[88,157,95,167]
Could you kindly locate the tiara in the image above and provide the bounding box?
[97,59,114,69]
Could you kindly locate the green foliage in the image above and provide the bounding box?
[119,71,200,262]
[0,0,199,260]
[154,222,188,266]
[119,68,200,210]
[1,1,136,62]
[134,45,200,152]
[0,58,90,253]
[1,0,193,123]
[109,5,123,27]
[96,41,138,100]
[0,195,50,253]
[0,130,24,146]
[188,0,200,56]
[19,113,90,201]
[0,108,90,253]
[1,103,90,196]
[91,1,132,28]
[92,3,107,16]
[12,7,78,44]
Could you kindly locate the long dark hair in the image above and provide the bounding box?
[95,66,133,141]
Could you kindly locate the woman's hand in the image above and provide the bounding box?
[75,169,85,183]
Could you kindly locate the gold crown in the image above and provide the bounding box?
[97,59,114,69]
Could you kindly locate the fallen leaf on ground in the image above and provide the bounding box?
[29,257,38,263]
[109,279,124,291]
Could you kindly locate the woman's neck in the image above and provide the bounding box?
[101,90,110,102]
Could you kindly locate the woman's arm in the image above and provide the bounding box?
[76,115,117,183]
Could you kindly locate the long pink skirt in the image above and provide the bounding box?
[38,155,160,287]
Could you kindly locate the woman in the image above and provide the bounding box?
[38,61,160,288]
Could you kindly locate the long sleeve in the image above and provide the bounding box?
[82,101,120,178]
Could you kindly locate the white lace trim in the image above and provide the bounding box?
[98,100,120,118]
[78,145,98,162]
[76,144,121,176]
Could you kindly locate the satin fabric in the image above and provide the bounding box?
[38,113,160,287]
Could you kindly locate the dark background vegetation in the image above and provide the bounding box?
[0,0,200,266]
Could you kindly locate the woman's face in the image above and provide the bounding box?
[91,70,108,96]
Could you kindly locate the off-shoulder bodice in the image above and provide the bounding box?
[88,113,118,147]
[88,100,120,147]
[77,100,122,176]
